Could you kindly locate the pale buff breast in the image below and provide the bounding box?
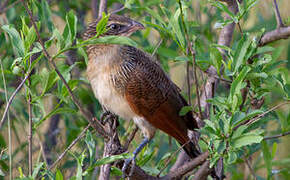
[87,53,138,121]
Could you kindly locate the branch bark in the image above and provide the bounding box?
[163,152,209,179]
[272,0,284,28]
[98,0,107,17]
[259,26,290,46]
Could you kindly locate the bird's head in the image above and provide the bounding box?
[83,14,144,40]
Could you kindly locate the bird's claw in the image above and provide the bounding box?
[100,111,118,126]
[122,157,136,178]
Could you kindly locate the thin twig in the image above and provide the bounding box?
[186,61,192,105]
[91,0,99,18]
[245,101,290,126]
[264,131,290,140]
[177,0,202,116]
[237,22,243,35]
[151,39,163,57]
[27,80,33,176]
[244,157,257,180]
[162,152,209,179]
[123,126,139,150]
[21,0,108,139]
[48,124,91,170]
[98,0,107,17]
[272,0,284,28]
[110,4,125,14]
[189,43,202,118]
[157,140,191,177]
[0,58,12,180]
[0,71,32,129]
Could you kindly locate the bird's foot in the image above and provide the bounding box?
[100,111,118,126]
[122,157,136,178]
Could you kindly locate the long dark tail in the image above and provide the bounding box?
[182,141,200,159]
[182,141,221,179]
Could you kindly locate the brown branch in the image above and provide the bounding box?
[123,126,139,150]
[48,124,91,170]
[98,0,107,17]
[162,152,209,179]
[170,151,189,172]
[110,5,125,14]
[201,0,239,119]
[264,131,290,140]
[0,71,32,129]
[244,157,257,180]
[158,141,192,177]
[272,0,284,28]
[21,0,109,140]
[0,57,12,179]
[151,39,163,57]
[91,0,99,18]
[259,26,290,46]
[189,43,202,118]
[193,160,211,180]
[245,101,290,126]
[27,82,33,176]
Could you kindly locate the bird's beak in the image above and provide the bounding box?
[128,21,145,33]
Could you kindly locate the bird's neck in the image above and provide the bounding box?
[87,44,121,63]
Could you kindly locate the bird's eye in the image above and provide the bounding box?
[109,24,120,31]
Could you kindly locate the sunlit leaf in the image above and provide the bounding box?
[2,25,25,57]
[232,135,263,148]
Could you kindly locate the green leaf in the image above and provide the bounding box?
[85,130,96,165]
[210,1,238,23]
[110,167,122,176]
[55,169,64,180]
[81,35,138,47]
[41,0,54,32]
[70,151,85,180]
[283,84,290,98]
[2,25,25,57]
[229,66,251,107]
[234,110,263,126]
[32,162,44,178]
[255,46,274,55]
[233,34,252,72]
[204,120,217,132]
[217,140,226,153]
[262,141,272,179]
[247,72,268,79]
[174,56,189,61]
[93,153,131,167]
[232,135,263,148]
[179,106,192,116]
[210,153,220,168]
[232,125,248,139]
[210,46,223,74]
[66,10,77,43]
[272,142,277,159]
[145,7,166,26]
[0,168,4,176]
[227,151,237,164]
[168,8,185,50]
[41,69,58,96]
[96,12,110,37]
[78,46,88,65]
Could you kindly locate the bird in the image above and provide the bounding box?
[83,14,200,175]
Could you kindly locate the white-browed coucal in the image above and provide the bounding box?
[83,14,200,174]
